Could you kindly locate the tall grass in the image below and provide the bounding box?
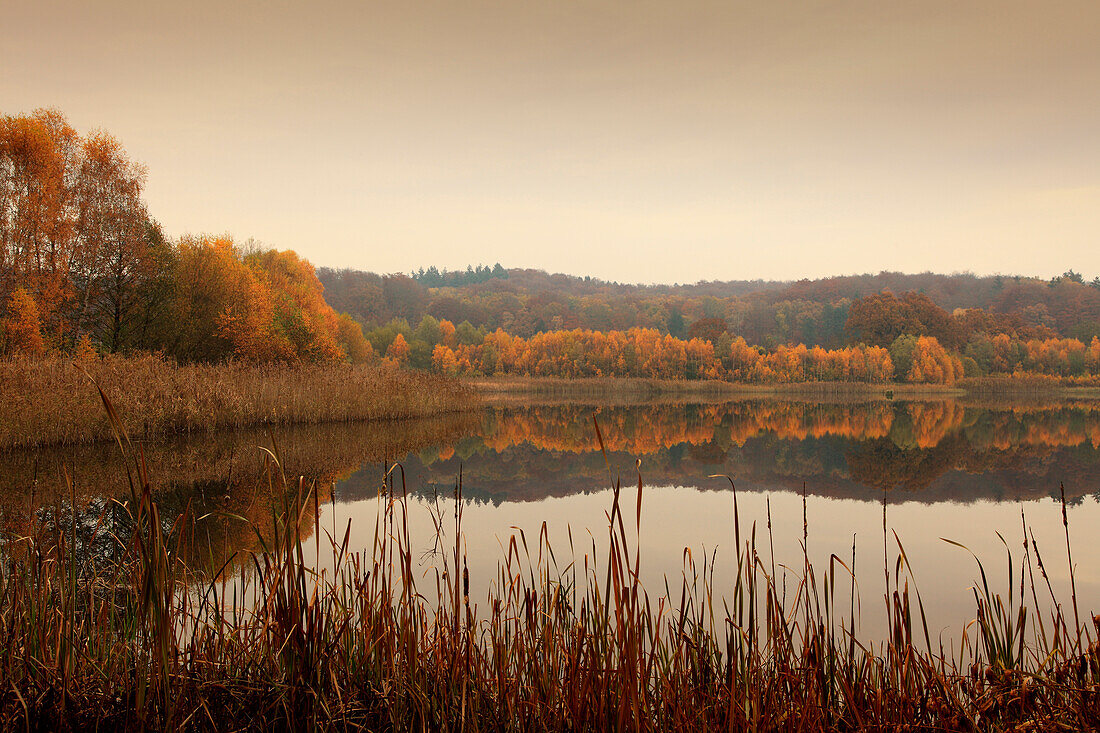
[471,376,760,402]
[0,401,1097,729]
[472,375,946,404]
[477,374,1100,403]
[0,353,476,448]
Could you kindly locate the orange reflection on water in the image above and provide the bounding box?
[473,400,1100,456]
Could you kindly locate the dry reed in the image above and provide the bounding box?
[0,353,476,449]
[0,395,1096,730]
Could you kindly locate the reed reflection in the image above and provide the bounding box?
[0,413,478,571]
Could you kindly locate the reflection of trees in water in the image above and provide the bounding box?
[388,401,1100,504]
[888,402,967,449]
[0,413,478,570]
[401,436,1097,505]
[846,434,971,491]
[468,401,1100,458]
[477,402,901,455]
[6,399,1099,549]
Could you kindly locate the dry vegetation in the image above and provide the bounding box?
[0,403,1096,730]
[472,375,973,405]
[959,374,1100,398]
[470,375,757,405]
[0,354,476,448]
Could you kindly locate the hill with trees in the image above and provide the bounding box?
[318,265,1100,385]
[320,266,1100,347]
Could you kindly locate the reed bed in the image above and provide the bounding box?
[475,375,1100,405]
[471,375,755,402]
[2,394,1100,730]
[0,353,476,449]
[0,400,1097,730]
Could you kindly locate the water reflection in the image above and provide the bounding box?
[323,398,1100,644]
[0,413,477,569]
[3,399,1099,592]
[387,401,1100,505]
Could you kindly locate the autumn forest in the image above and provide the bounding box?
[5,111,1100,391]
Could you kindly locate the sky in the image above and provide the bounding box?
[3,1,1098,284]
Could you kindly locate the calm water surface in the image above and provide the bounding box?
[5,398,1099,643]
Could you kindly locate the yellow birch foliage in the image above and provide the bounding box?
[2,288,45,357]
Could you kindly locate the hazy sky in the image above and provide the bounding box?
[3,1,1098,283]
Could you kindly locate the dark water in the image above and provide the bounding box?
[4,398,1098,641]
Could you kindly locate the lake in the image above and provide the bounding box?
[4,396,1098,645]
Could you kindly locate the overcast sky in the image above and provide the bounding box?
[3,1,1098,283]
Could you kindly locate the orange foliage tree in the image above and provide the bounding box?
[432,327,895,383]
[245,249,344,362]
[905,336,963,385]
[2,109,369,365]
[2,288,45,357]
[431,343,459,375]
[167,236,368,364]
[386,333,411,366]
[0,110,80,336]
[71,130,151,349]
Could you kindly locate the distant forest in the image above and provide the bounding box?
[320,265,1100,384]
[319,263,1100,345]
[321,266,1100,348]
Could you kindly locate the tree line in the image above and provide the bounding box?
[320,265,1100,350]
[412,264,507,288]
[357,306,1100,385]
[1,109,369,362]
[336,262,1100,385]
[7,107,1097,386]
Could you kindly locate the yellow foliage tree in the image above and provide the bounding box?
[2,288,45,357]
[431,343,459,375]
[386,332,410,365]
[73,333,98,364]
[336,313,372,363]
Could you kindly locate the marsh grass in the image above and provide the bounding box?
[0,396,1097,730]
[476,375,1100,404]
[470,375,945,404]
[0,353,476,448]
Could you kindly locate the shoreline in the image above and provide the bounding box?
[469,375,1100,403]
[11,363,1100,451]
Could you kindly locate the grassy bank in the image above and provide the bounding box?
[0,354,477,449]
[0,433,1095,730]
[470,375,758,405]
[960,375,1100,399]
[473,375,1100,403]
[471,375,965,404]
